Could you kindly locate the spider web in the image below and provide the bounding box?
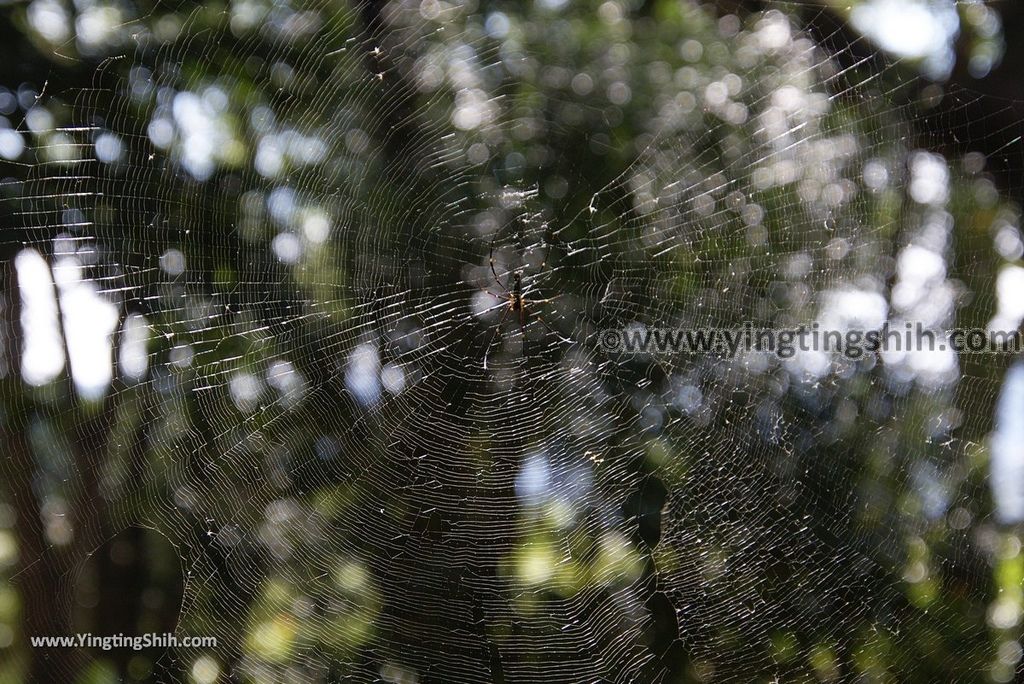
[2,0,1021,682]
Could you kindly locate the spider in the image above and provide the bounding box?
[479,231,570,369]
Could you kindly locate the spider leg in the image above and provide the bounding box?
[520,273,559,299]
[474,289,513,322]
[526,308,574,344]
[475,296,511,323]
[483,305,512,370]
[489,231,511,295]
[536,223,559,273]
[518,303,528,362]
[524,293,562,306]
